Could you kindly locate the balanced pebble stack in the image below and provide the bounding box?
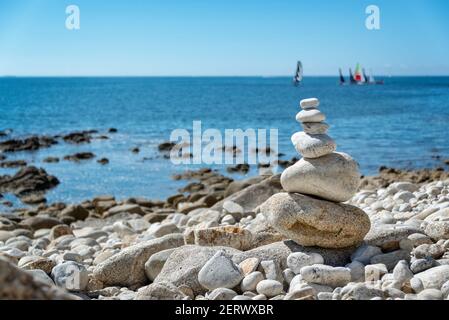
[260,98,371,248]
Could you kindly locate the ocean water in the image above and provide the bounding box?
[1,76,449,206]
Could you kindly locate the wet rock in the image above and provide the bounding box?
[227,163,250,174]
[97,158,109,165]
[0,160,27,168]
[0,136,57,153]
[0,166,59,197]
[43,157,60,163]
[63,152,95,162]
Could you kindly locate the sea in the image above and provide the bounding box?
[1,76,449,207]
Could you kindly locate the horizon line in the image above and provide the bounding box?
[2,74,449,78]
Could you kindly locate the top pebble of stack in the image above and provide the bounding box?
[300,98,320,110]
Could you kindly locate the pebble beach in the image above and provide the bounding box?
[2,97,449,301]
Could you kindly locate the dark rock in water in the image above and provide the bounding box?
[0,160,27,168]
[0,136,57,152]
[131,147,140,154]
[227,163,250,174]
[43,157,60,163]
[108,128,118,133]
[0,154,6,161]
[20,194,47,205]
[0,166,59,197]
[97,158,109,165]
[95,135,109,140]
[0,129,13,137]
[158,142,176,152]
[63,152,95,162]
[275,157,298,168]
[0,258,77,300]
[62,131,92,144]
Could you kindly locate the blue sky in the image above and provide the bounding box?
[0,0,448,76]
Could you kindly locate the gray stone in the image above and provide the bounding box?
[370,250,410,271]
[27,269,55,286]
[256,280,283,297]
[135,282,188,300]
[287,252,324,274]
[415,265,449,289]
[51,261,88,292]
[280,152,360,202]
[241,271,264,292]
[392,260,413,284]
[198,250,243,291]
[300,264,351,288]
[144,248,175,281]
[411,258,437,273]
[425,221,449,241]
[364,225,423,251]
[93,233,184,287]
[284,286,315,300]
[260,193,370,248]
[351,245,382,265]
[291,132,336,159]
[207,288,237,300]
[232,240,354,269]
[260,260,282,282]
[340,283,385,300]
[346,261,365,282]
[155,245,240,295]
[417,288,443,300]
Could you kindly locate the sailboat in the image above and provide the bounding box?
[339,68,346,85]
[293,61,303,86]
[349,68,357,84]
[353,63,365,84]
[367,69,384,85]
[343,64,384,85]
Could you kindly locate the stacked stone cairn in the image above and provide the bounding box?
[260,98,371,248]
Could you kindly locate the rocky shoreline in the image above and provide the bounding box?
[2,112,449,300]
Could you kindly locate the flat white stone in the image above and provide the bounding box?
[300,98,319,110]
[280,152,360,202]
[296,109,325,123]
[291,132,336,158]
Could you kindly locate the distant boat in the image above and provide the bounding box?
[354,63,365,83]
[342,64,384,85]
[349,68,357,84]
[293,61,303,86]
[339,68,346,85]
